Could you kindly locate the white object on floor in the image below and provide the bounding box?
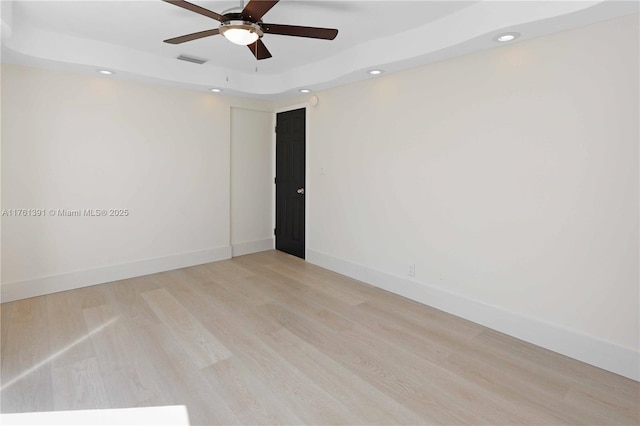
[0,405,190,425]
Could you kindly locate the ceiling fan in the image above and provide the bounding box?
[162,0,339,60]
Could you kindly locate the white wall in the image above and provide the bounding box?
[0,64,271,301]
[231,107,274,256]
[302,14,639,379]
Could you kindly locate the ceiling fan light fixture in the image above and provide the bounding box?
[220,21,263,46]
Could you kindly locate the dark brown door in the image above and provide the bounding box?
[275,108,305,259]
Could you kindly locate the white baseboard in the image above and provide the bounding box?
[0,246,232,303]
[307,249,640,382]
[232,238,274,257]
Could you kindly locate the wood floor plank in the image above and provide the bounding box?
[0,301,15,361]
[354,301,571,400]
[51,357,110,410]
[199,270,274,308]
[72,284,110,308]
[208,258,256,278]
[46,290,98,369]
[296,294,457,362]
[563,383,640,424]
[130,322,242,425]
[155,274,240,325]
[82,304,162,407]
[476,328,639,402]
[197,277,266,313]
[264,260,367,306]
[103,277,161,329]
[140,288,232,369]
[262,300,596,424]
[363,295,485,340]
[264,327,429,425]
[242,273,301,304]
[204,312,363,425]
[239,268,363,332]
[228,250,283,271]
[254,302,484,424]
[204,357,304,425]
[282,257,389,300]
[442,352,589,424]
[1,250,637,425]
[0,297,53,413]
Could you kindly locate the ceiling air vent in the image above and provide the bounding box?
[177,54,208,65]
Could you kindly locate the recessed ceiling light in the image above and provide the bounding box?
[98,70,114,75]
[494,32,520,42]
[299,89,311,93]
[368,69,383,75]
[210,88,222,93]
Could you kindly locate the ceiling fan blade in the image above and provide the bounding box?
[162,0,225,22]
[262,24,338,40]
[241,0,279,21]
[164,29,220,44]
[248,39,272,60]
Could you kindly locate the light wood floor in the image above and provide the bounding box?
[1,250,638,425]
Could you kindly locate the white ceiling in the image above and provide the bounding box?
[1,1,638,99]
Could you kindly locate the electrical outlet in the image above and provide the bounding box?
[408,263,415,277]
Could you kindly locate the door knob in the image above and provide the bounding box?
[297,188,305,194]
